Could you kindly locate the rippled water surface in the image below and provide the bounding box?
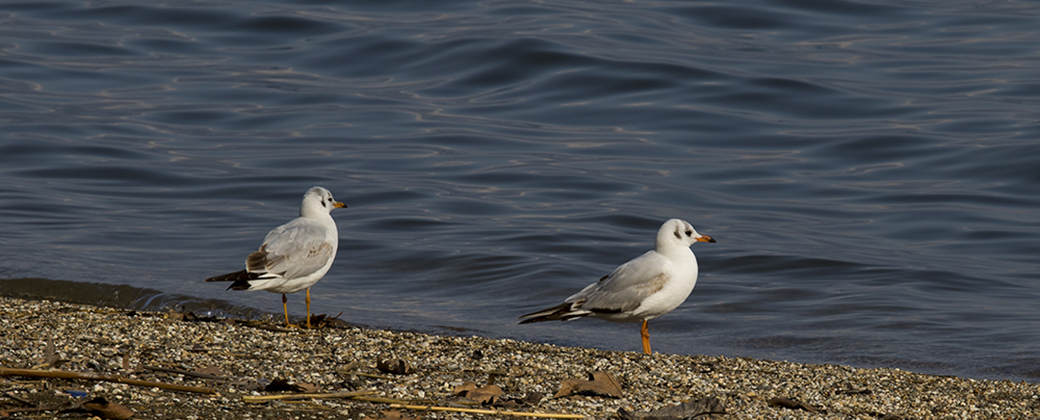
[2,0,1039,381]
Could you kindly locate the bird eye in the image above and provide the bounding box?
[685,230,693,236]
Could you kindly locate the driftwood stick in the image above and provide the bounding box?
[384,403,585,419]
[335,367,395,380]
[0,368,216,394]
[236,320,291,333]
[0,402,73,414]
[242,390,376,402]
[349,395,418,405]
[349,371,396,380]
[143,365,227,380]
[243,392,582,419]
[3,391,34,406]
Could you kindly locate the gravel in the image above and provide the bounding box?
[2,296,1037,419]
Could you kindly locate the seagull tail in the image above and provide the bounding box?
[518,302,589,324]
[204,270,264,291]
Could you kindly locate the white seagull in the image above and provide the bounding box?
[519,218,715,354]
[205,186,346,328]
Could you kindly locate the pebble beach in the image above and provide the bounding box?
[1,296,1037,419]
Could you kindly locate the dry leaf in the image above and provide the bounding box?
[82,396,135,420]
[767,397,819,412]
[165,308,199,322]
[553,371,623,399]
[42,336,67,368]
[377,409,419,420]
[307,311,343,329]
[499,392,544,409]
[376,358,415,375]
[517,392,544,406]
[452,381,478,395]
[264,379,317,393]
[617,397,726,420]
[193,366,224,377]
[452,381,503,404]
[469,386,504,404]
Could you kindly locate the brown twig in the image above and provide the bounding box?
[242,390,376,402]
[143,365,227,380]
[2,391,34,406]
[0,402,74,414]
[0,368,216,394]
[236,320,291,333]
[344,371,396,380]
[349,395,420,405]
[242,392,583,419]
[384,403,585,419]
[335,364,395,380]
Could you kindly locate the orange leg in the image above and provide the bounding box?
[282,293,291,327]
[641,320,651,354]
[305,288,312,329]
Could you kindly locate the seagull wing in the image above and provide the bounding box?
[576,250,670,313]
[249,218,335,280]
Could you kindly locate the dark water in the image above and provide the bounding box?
[2,0,1039,381]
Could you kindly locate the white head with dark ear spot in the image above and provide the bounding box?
[520,217,716,354]
[300,186,346,218]
[656,218,715,251]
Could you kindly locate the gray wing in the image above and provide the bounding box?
[575,250,670,313]
[249,218,334,280]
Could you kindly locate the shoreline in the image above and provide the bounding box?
[1,296,1037,419]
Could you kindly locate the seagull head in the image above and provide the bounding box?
[301,186,346,217]
[656,218,715,250]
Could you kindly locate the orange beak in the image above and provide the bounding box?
[696,235,716,243]
[333,201,347,208]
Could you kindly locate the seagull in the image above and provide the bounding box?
[205,186,346,328]
[519,218,715,354]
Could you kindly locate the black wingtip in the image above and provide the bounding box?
[205,270,263,291]
[228,280,252,291]
[517,312,547,324]
[518,302,580,324]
